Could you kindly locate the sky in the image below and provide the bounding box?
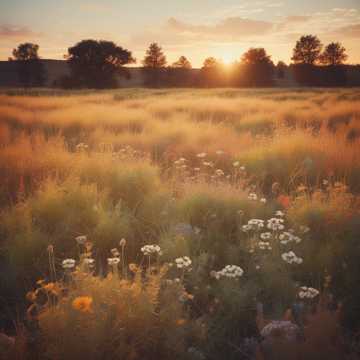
[1,0,360,67]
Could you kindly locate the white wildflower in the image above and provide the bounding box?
[62,258,76,269]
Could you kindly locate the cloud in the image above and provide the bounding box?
[333,24,360,38]
[0,25,39,38]
[166,17,274,40]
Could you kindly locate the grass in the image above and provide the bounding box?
[0,88,359,359]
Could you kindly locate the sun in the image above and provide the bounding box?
[221,52,236,65]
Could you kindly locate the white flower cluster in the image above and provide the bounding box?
[111,248,120,257]
[248,193,258,201]
[242,219,264,232]
[281,251,303,264]
[260,232,272,240]
[76,143,89,151]
[84,258,95,267]
[267,218,285,231]
[174,157,186,166]
[141,244,162,256]
[62,258,76,269]
[259,241,272,250]
[212,265,244,279]
[275,210,285,217]
[298,287,319,299]
[215,169,224,177]
[279,232,302,245]
[197,152,207,158]
[175,256,192,269]
[108,258,120,265]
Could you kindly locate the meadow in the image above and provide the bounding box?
[0,88,360,359]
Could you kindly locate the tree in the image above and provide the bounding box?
[238,48,275,87]
[320,42,348,65]
[142,43,166,68]
[171,56,192,69]
[142,43,167,87]
[241,48,273,65]
[65,39,135,88]
[291,35,322,65]
[11,43,46,87]
[167,56,193,87]
[200,57,225,87]
[276,61,287,79]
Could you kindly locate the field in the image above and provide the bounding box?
[0,88,360,359]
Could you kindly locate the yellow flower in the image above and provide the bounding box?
[43,282,55,292]
[72,296,93,313]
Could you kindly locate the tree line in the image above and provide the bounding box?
[8,35,351,88]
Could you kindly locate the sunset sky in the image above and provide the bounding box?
[1,0,359,67]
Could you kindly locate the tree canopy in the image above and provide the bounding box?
[12,43,40,61]
[66,39,135,88]
[320,42,348,65]
[171,56,192,69]
[292,35,323,65]
[241,48,273,65]
[142,43,167,68]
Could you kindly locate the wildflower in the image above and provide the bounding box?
[176,318,186,326]
[259,241,272,250]
[233,161,240,167]
[275,210,285,217]
[237,210,244,216]
[203,161,213,167]
[119,238,126,247]
[255,265,261,270]
[260,198,267,203]
[72,296,93,313]
[129,263,138,272]
[248,193,258,201]
[240,166,245,171]
[298,287,319,299]
[194,167,200,172]
[62,259,76,269]
[111,248,120,257]
[215,169,224,176]
[299,225,310,233]
[260,232,272,240]
[197,152,207,158]
[83,258,95,267]
[214,265,244,279]
[216,150,224,155]
[281,251,303,265]
[267,218,285,231]
[108,258,120,265]
[322,179,329,186]
[75,235,87,245]
[141,244,161,256]
[175,256,192,270]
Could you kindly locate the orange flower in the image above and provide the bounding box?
[176,318,186,326]
[72,296,93,313]
[277,195,291,209]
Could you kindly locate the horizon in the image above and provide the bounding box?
[1,0,360,67]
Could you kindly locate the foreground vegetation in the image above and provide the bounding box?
[0,88,359,359]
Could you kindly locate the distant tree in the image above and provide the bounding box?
[65,39,135,88]
[276,61,287,79]
[11,43,46,87]
[167,56,193,87]
[291,35,323,65]
[202,57,219,69]
[200,57,225,87]
[142,43,167,87]
[241,48,273,65]
[238,48,275,87]
[171,56,192,69]
[319,42,348,65]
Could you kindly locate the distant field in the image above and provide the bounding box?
[0,88,360,359]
